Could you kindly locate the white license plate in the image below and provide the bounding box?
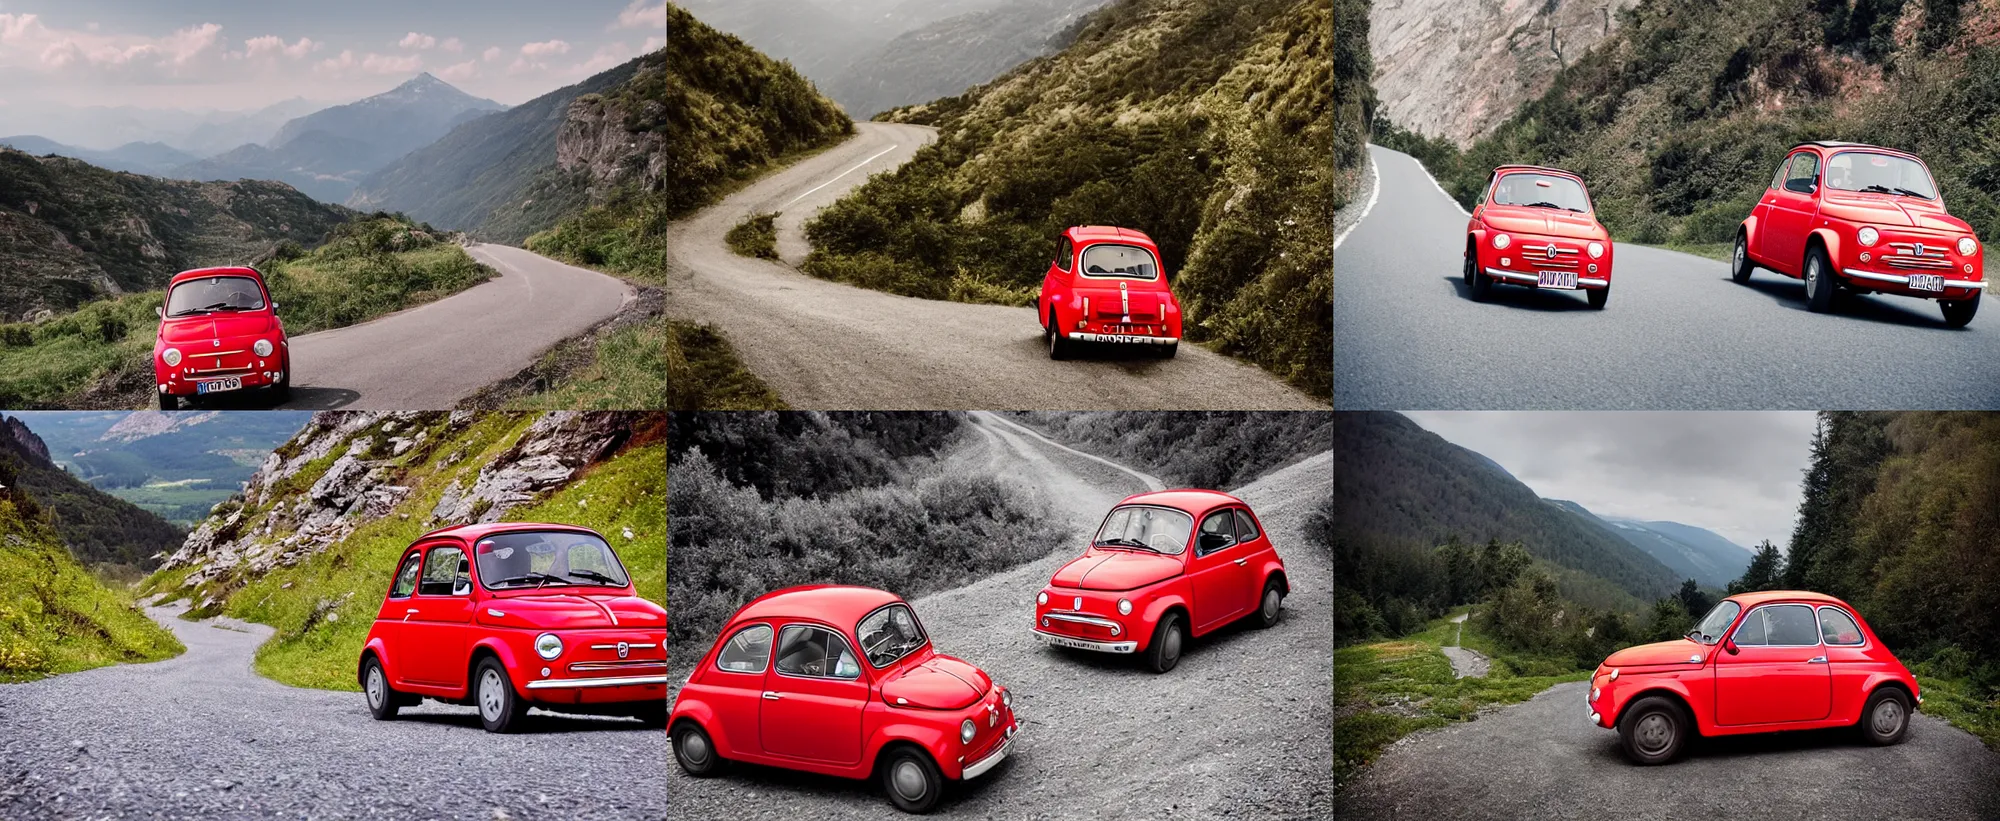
[196,376,243,394]
[1537,271,1578,290]
[1040,633,1103,651]
[1907,274,1944,292]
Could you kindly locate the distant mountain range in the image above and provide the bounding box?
[0,415,184,569]
[822,0,1111,117]
[0,97,321,158]
[10,411,310,525]
[0,136,198,176]
[1545,500,1753,589]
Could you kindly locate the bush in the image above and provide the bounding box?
[724,212,780,260]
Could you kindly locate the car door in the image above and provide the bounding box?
[1232,507,1272,586]
[707,622,774,758]
[1187,510,1248,632]
[377,550,424,684]
[760,622,868,766]
[1762,151,1820,273]
[403,542,477,687]
[1043,236,1074,327]
[1714,603,1832,725]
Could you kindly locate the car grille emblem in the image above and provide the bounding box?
[616,641,629,659]
[1914,242,1927,257]
[212,339,221,347]
[1073,597,1082,610]
[1544,243,1559,259]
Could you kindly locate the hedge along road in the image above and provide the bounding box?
[1333,144,2000,409]
[0,603,665,820]
[664,411,1334,819]
[661,122,1325,410]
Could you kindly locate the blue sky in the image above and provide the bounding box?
[0,0,666,108]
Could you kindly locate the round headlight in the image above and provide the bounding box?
[162,348,182,367]
[1857,227,1879,247]
[960,719,976,745]
[1959,237,1978,257]
[1587,242,1604,259]
[253,338,274,357]
[535,633,563,660]
[1001,688,1012,709]
[1036,591,1047,606]
[1592,687,1602,703]
[1492,233,1511,250]
[1117,598,1132,615]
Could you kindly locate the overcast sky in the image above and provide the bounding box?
[1403,411,1819,551]
[0,0,666,109]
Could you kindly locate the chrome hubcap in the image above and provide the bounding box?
[1636,713,1673,754]
[1735,241,1745,270]
[366,667,383,708]
[1807,259,1820,291]
[681,732,709,765]
[891,760,927,800]
[1164,624,1182,661]
[479,669,505,721]
[1262,590,1280,620]
[1874,701,1902,735]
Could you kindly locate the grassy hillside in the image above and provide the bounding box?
[0,416,184,570]
[14,411,311,525]
[1331,0,1374,213]
[801,0,1331,396]
[1015,410,1334,487]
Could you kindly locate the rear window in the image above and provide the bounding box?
[1078,243,1159,280]
[1735,604,1819,647]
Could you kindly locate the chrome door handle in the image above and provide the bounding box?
[1233,558,1247,566]
[1807,656,1827,664]
[762,691,782,700]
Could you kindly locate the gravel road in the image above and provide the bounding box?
[0,603,665,820]
[1334,144,2000,409]
[1440,613,1488,679]
[662,122,1325,410]
[1337,679,2000,820]
[278,243,633,410]
[665,411,1333,818]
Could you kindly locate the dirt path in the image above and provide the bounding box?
[1441,611,1490,679]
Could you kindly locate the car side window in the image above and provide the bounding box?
[388,552,422,599]
[1818,607,1865,646]
[1196,511,1237,556]
[418,546,470,596]
[716,624,773,673]
[1770,157,1790,191]
[1478,175,1492,205]
[775,625,861,680]
[1233,509,1260,542]
[1735,604,1817,646]
[1056,237,1073,272]
[1784,153,1819,194]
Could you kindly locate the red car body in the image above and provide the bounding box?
[1038,225,1182,360]
[1032,489,1288,673]
[1464,165,1615,309]
[153,266,291,409]
[357,523,667,733]
[1735,141,1986,326]
[670,585,1018,814]
[1589,590,1921,764]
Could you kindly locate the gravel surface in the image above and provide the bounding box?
[665,411,1333,818]
[1333,144,2000,409]
[662,122,1325,410]
[1440,613,1488,679]
[1337,680,2000,820]
[278,243,634,410]
[0,603,665,820]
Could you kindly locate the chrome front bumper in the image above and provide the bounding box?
[1842,267,1988,291]
[960,726,1016,780]
[524,674,670,690]
[1033,628,1136,654]
[1485,268,1606,289]
[1066,332,1178,345]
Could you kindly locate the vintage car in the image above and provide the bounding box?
[1032,489,1287,673]
[1038,225,1182,359]
[358,523,668,734]
[1734,141,1985,326]
[154,266,291,409]
[670,585,1017,814]
[1463,165,1615,308]
[1589,590,1920,765]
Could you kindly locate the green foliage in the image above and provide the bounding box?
[1015,411,1333,488]
[1331,0,1375,214]
[0,416,184,568]
[667,412,966,500]
[725,212,780,260]
[0,479,183,680]
[506,318,785,412]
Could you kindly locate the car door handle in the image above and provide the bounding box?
[1233,558,1247,566]
[1807,656,1827,664]
[404,608,419,620]
[762,691,782,700]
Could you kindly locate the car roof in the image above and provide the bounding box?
[1111,488,1246,516]
[1066,225,1156,246]
[1491,164,1583,179]
[1724,589,1849,608]
[734,584,902,627]
[415,521,603,544]
[169,266,263,285]
[1791,141,1917,158]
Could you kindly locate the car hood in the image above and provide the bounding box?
[1480,206,1605,241]
[1049,549,1182,591]
[478,591,665,630]
[880,653,991,710]
[1603,638,1709,670]
[159,312,279,346]
[1819,191,1972,233]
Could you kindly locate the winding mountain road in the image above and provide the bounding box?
[0,603,665,820]
[665,411,1333,818]
[662,122,1324,410]
[1334,144,2000,409]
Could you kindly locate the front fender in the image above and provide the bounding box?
[1810,226,1844,269]
[1605,673,1699,731]
[668,696,738,759]
[474,634,530,691]
[1135,589,1191,652]
[360,636,394,687]
[866,717,961,779]
[1738,213,1759,254]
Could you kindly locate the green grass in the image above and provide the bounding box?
[1912,668,2000,751]
[0,503,183,681]
[504,319,785,411]
[725,212,780,260]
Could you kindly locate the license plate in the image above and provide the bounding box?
[1907,274,1944,292]
[1537,271,1578,289]
[1040,633,1102,651]
[196,376,243,394]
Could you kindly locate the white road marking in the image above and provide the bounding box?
[1405,149,1470,216]
[1334,149,1382,250]
[782,144,900,209]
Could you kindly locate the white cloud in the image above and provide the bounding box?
[398,31,436,50]
[438,59,478,81]
[243,35,319,59]
[642,35,664,52]
[520,39,569,58]
[572,42,632,76]
[362,52,422,73]
[614,1,667,31]
[481,45,502,62]
[440,37,463,53]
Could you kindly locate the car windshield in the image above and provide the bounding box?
[1492,172,1591,213]
[857,603,929,668]
[1092,505,1192,555]
[1688,600,1742,645]
[165,275,265,317]
[1078,243,1160,280]
[473,530,630,589]
[1825,151,1938,200]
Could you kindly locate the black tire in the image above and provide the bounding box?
[1154,341,1178,359]
[1804,245,1836,313]
[1463,247,1476,287]
[1467,252,1493,301]
[879,746,944,814]
[267,360,291,405]
[1046,309,1072,361]
[1859,688,1911,746]
[1731,232,1755,284]
[1941,292,1980,328]
[672,720,724,776]
[1252,579,1284,629]
[1586,285,1610,310]
[1616,695,1689,765]
[1145,611,1185,674]
[473,657,528,733]
[362,656,400,721]
[158,392,181,411]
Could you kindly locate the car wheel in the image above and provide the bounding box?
[1941,292,1980,328]
[1253,580,1284,629]
[1154,341,1178,359]
[672,721,725,776]
[1046,310,1071,361]
[158,392,181,411]
[473,657,528,733]
[1467,253,1493,301]
[1732,233,1755,284]
[1616,695,1688,765]
[880,746,944,814]
[1860,688,1911,746]
[267,361,291,405]
[363,656,400,721]
[1586,285,1610,310]
[1804,246,1836,313]
[1145,612,1184,674]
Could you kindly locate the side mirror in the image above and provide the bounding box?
[270,302,280,311]
[1723,638,1739,655]
[155,306,164,319]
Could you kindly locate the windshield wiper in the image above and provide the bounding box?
[1859,184,1933,200]
[1522,201,1565,210]
[1095,537,1159,553]
[567,569,622,585]
[493,571,567,589]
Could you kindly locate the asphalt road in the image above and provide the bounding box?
[1336,680,2000,820]
[277,243,633,410]
[1333,144,2000,409]
[665,411,1334,819]
[662,122,1324,410]
[0,603,665,820]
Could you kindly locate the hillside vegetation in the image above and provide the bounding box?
[15,411,310,525]
[1016,410,1334,488]
[0,416,184,571]
[1331,0,1374,214]
[803,0,1332,396]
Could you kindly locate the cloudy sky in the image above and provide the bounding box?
[1403,412,1819,551]
[0,0,666,109]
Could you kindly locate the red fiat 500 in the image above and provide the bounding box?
[670,585,1017,814]
[1038,225,1182,360]
[358,523,668,733]
[1464,165,1615,309]
[1589,590,1920,764]
[154,266,292,410]
[1033,489,1288,673]
[1734,141,1986,326]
